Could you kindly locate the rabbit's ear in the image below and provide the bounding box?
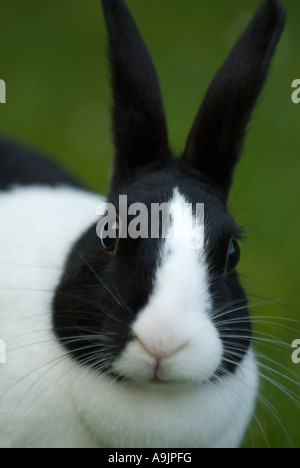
[183,0,286,200]
[102,0,169,191]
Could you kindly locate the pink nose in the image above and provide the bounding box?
[134,333,188,360]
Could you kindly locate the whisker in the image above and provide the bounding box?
[223,350,300,407]
[77,254,132,320]
[212,367,270,447]
[218,361,294,447]
[219,331,292,351]
[222,341,300,388]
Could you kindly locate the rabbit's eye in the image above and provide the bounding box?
[100,217,120,253]
[226,239,240,273]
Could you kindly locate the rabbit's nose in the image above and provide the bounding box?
[133,332,188,360]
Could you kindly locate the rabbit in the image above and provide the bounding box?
[0,0,286,449]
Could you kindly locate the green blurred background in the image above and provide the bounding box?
[0,0,299,448]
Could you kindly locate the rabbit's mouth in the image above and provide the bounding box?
[111,326,223,387]
[150,376,168,385]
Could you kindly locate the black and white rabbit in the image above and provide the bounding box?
[0,0,285,448]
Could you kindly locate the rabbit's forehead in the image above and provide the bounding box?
[164,187,205,251]
[136,188,209,315]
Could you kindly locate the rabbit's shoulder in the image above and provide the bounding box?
[0,139,80,191]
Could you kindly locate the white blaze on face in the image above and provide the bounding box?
[113,189,223,384]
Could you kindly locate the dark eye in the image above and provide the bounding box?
[226,239,240,273]
[100,217,120,253]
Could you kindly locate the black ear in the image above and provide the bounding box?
[183,0,286,200]
[102,0,169,191]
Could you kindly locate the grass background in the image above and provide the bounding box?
[0,0,299,448]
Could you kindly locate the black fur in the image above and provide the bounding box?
[184,0,286,200]
[51,0,286,380]
[102,0,169,194]
[0,139,80,190]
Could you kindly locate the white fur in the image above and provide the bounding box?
[70,348,258,448]
[113,189,222,384]
[0,186,258,448]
